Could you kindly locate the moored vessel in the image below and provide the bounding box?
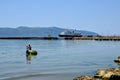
[59,30,82,37]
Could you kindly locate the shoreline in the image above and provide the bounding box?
[73,57,120,80]
[74,68,120,80]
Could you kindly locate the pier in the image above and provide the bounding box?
[0,36,120,41]
[94,36,120,41]
[0,36,58,40]
[66,36,120,41]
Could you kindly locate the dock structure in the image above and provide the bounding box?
[73,37,95,40]
[0,36,58,40]
[66,36,120,41]
[0,36,120,41]
[94,36,120,41]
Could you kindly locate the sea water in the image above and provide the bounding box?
[0,40,120,80]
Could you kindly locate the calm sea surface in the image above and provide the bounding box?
[0,40,120,80]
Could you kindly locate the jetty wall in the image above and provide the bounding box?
[0,36,120,41]
[0,37,58,40]
[65,36,120,41]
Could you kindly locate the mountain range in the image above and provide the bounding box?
[0,27,99,37]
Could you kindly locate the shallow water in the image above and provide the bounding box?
[0,40,120,80]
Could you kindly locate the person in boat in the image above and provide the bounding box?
[27,44,32,50]
[26,44,32,54]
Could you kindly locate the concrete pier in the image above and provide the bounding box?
[68,36,120,41]
[0,36,120,41]
[0,36,58,40]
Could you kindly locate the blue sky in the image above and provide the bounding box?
[0,0,120,35]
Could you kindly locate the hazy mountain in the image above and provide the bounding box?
[0,27,99,37]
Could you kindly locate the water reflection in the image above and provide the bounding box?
[26,51,37,64]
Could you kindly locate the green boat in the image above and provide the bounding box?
[28,50,37,55]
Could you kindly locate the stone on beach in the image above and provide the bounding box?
[74,68,120,80]
[114,56,120,62]
[73,76,93,80]
[96,68,120,78]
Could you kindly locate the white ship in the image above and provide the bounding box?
[59,30,82,37]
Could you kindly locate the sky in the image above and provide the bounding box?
[0,0,120,35]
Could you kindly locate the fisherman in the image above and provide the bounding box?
[26,44,32,55]
[27,44,32,50]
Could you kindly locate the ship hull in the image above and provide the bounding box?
[59,34,82,37]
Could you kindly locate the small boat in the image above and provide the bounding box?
[27,50,37,55]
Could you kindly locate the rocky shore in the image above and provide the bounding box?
[73,56,120,80]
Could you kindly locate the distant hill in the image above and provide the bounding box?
[0,27,99,37]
